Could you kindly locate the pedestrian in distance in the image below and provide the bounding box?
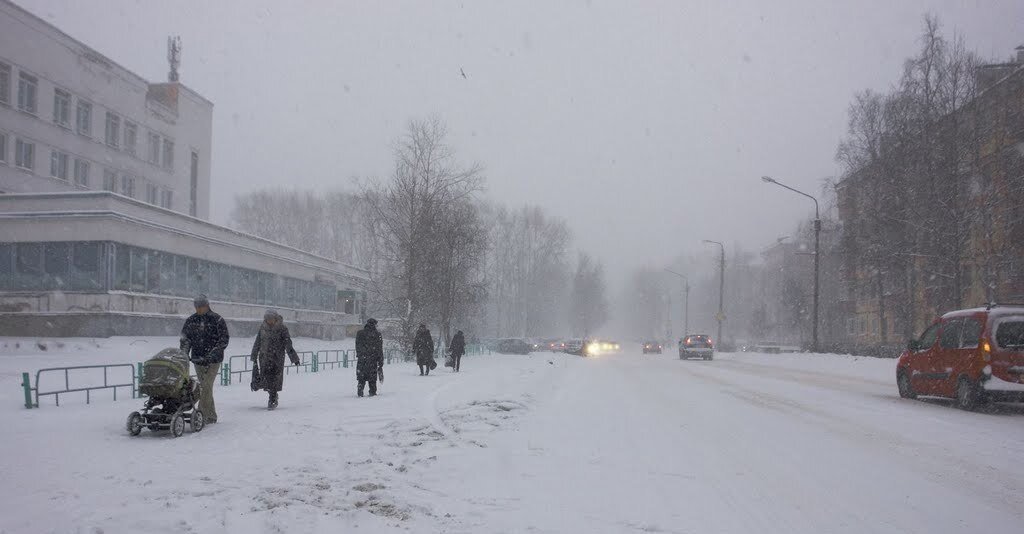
[179,295,229,424]
[414,324,435,376]
[355,318,384,397]
[250,310,301,410]
[448,330,466,372]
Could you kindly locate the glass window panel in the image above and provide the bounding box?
[113,245,130,290]
[130,247,147,292]
[44,243,69,289]
[70,242,102,291]
[147,250,161,293]
[15,243,43,290]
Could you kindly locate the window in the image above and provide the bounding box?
[162,139,174,170]
[17,72,37,114]
[0,62,9,105]
[146,182,159,204]
[960,318,983,349]
[123,121,137,156]
[76,100,92,136]
[15,138,34,170]
[917,323,940,350]
[147,132,160,164]
[50,150,69,181]
[73,159,90,187]
[939,319,963,349]
[0,244,12,290]
[103,169,117,191]
[53,89,71,127]
[104,112,120,148]
[15,243,43,290]
[130,247,147,292]
[146,250,161,292]
[190,151,199,216]
[120,175,135,198]
[44,243,69,289]
[113,244,130,290]
[160,189,173,209]
[996,320,1024,350]
[70,242,102,290]
[0,133,6,164]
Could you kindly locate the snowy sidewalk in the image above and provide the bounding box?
[1,347,1023,533]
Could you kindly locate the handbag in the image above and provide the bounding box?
[250,359,262,392]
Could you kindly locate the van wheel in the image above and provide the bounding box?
[897,372,916,399]
[956,377,979,411]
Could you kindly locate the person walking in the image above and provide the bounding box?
[250,310,301,410]
[179,295,229,424]
[355,318,384,397]
[449,330,466,372]
[414,324,435,376]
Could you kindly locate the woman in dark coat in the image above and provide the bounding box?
[413,324,435,376]
[448,330,466,372]
[251,310,301,409]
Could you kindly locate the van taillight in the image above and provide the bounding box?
[982,340,992,362]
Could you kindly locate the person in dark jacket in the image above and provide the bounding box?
[355,318,384,397]
[414,324,435,376]
[250,310,301,409]
[448,330,466,372]
[179,295,230,423]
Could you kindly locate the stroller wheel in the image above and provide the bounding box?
[171,414,185,438]
[190,410,205,433]
[126,412,143,436]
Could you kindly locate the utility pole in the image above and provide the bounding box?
[762,176,820,352]
[702,240,726,346]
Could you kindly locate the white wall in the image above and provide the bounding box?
[0,0,212,219]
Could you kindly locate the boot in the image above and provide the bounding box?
[268,392,278,410]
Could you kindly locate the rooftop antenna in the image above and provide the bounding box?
[167,36,182,82]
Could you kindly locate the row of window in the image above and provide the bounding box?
[0,131,174,210]
[0,60,175,171]
[0,241,343,313]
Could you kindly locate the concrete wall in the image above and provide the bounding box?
[0,0,212,219]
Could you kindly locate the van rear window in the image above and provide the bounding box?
[995,321,1024,349]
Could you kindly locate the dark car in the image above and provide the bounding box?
[642,340,663,354]
[496,338,532,355]
[897,304,1024,410]
[679,334,714,360]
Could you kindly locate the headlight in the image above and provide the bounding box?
[587,343,600,353]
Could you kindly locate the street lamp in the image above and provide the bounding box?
[702,240,725,348]
[762,175,820,353]
[664,268,690,338]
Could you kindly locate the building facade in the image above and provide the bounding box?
[0,0,211,219]
[836,49,1024,353]
[0,1,368,338]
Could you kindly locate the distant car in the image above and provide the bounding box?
[642,341,663,354]
[544,339,567,352]
[679,334,714,360]
[496,338,532,355]
[897,304,1024,410]
[564,339,584,355]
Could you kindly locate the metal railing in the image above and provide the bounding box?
[19,343,496,408]
[23,364,137,409]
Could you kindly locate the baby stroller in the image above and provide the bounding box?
[126,348,205,437]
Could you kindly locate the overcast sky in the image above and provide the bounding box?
[21,0,1024,283]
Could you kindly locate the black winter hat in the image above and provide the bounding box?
[366,318,378,328]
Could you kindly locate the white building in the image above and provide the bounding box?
[0,0,211,218]
[0,1,367,337]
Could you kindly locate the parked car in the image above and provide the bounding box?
[642,340,663,354]
[544,339,567,352]
[897,304,1024,410]
[679,334,714,360]
[564,339,584,355]
[496,338,532,355]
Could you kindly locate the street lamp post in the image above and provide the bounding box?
[664,269,690,338]
[702,240,726,347]
[762,176,820,353]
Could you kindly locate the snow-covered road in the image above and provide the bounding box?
[2,345,1023,533]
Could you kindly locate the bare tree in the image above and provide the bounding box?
[360,117,485,352]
